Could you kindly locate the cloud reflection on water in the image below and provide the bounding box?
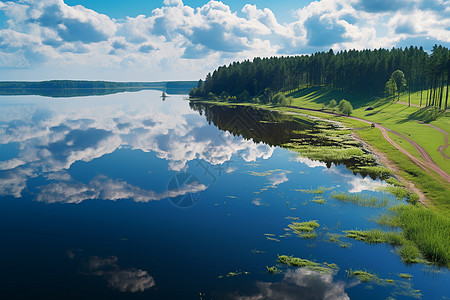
[0,93,273,201]
[233,268,352,300]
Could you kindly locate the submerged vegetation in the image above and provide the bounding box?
[331,193,389,208]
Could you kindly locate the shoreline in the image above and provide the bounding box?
[189,98,449,209]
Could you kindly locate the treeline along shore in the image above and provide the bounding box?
[0,80,197,97]
[190,45,449,110]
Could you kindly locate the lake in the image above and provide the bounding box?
[0,90,448,299]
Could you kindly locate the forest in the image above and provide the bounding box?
[190,45,450,110]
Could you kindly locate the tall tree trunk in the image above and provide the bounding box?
[420,86,423,107]
[408,84,411,107]
[445,76,449,110]
[439,76,444,110]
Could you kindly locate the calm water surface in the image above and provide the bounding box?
[0,91,448,299]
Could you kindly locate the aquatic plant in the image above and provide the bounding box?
[323,262,339,269]
[398,273,413,279]
[218,271,250,279]
[346,269,377,282]
[277,255,335,273]
[289,220,319,232]
[391,205,450,267]
[327,233,351,248]
[311,198,326,204]
[288,220,320,239]
[344,229,406,246]
[331,193,389,208]
[266,266,281,274]
[277,255,319,267]
[379,185,419,204]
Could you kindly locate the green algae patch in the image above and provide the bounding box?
[331,192,389,208]
[398,273,413,279]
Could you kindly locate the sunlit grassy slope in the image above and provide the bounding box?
[287,87,450,174]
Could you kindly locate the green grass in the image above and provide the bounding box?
[295,186,327,194]
[284,87,450,174]
[346,269,378,282]
[344,229,406,246]
[385,177,405,187]
[277,255,335,273]
[378,186,419,205]
[327,233,351,248]
[266,266,281,274]
[398,273,413,279]
[346,204,450,267]
[288,220,320,239]
[331,192,389,208]
[311,198,326,204]
[390,205,450,267]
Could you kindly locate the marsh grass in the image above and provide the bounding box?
[218,271,250,279]
[296,186,325,194]
[327,233,351,248]
[344,229,406,246]
[331,192,389,208]
[386,177,405,187]
[311,198,326,204]
[277,255,335,273]
[266,266,281,274]
[379,186,419,204]
[323,262,339,269]
[391,205,450,267]
[346,269,378,282]
[288,220,320,239]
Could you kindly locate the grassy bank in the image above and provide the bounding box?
[346,204,450,267]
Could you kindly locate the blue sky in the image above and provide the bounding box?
[0,0,449,81]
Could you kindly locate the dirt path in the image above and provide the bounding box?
[285,106,450,184]
[420,123,449,160]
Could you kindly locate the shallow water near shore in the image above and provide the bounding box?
[0,90,448,299]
